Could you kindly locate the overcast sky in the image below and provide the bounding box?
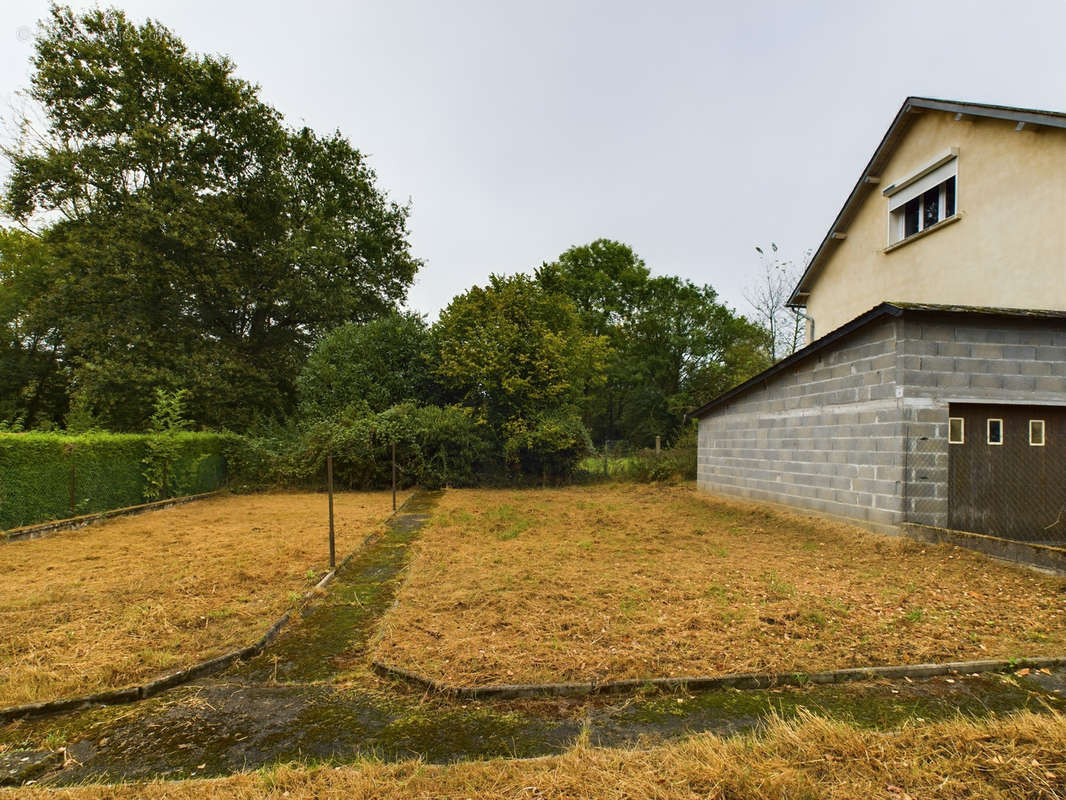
[2,1,1064,320]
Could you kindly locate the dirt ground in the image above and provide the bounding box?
[6,710,1066,799]
[372,484,1066,685]
[0,490,406,707]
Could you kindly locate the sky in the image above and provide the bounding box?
[2,0,1064,321]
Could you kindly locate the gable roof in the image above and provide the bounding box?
[689,301,1066,419]
[787,97,1066,308]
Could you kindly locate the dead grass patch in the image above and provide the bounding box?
[372,484,1066,685]
[0,491,405,706]
[9,710,1066,798]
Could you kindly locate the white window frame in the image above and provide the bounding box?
[987,418,1004,445]
[1030,419,1046,446]
[884,149,959,246]
[948,417,964,444]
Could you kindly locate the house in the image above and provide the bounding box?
[693,98,1066,544]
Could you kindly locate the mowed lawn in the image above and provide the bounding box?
[0,491,403,707]
[373,484,1066,685]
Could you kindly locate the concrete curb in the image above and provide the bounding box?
[901,523,1066,575]
[0,492,419,725]
[371,655,1066,701]
[2,491,228,543]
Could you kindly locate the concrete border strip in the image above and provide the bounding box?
[2,491,227,543]
[0,492,419,725]
[901,523,1066,575]
[371,655,1066,701]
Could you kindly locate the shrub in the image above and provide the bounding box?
[0,431,232,529]
[225,404,496,491]
[503,410,592,482]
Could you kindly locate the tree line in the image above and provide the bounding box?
[1,6,783,480]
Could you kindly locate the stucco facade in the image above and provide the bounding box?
[793,101,1066,337]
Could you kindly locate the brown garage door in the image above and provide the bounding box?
[948,403,1066,543]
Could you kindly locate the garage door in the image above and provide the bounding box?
[947,403,1066,543]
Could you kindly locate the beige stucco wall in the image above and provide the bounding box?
[804,111,1066,338]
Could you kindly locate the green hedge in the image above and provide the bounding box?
[0,432,233,530]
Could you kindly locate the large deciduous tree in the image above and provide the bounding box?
[433,274,608,475]
[297,312,435,421]
[1,6,419,430]
[537,240,770,445]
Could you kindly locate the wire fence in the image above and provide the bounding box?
[902,424,1066,546]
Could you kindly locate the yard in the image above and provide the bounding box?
[373,484,1066,685]
[0,491,404,707]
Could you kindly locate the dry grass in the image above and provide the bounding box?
[0,491,405,707]
[9,710,1066,798]
[372,484,1066,685]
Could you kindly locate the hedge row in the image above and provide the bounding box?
[0,432,233,530]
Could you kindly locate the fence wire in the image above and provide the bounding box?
[903,426,1066,546]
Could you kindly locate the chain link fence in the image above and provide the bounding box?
[902,419,1066,546]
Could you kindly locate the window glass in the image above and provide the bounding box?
[948,417,964,444]
[987,418,1003,445]
[944,175,956,217]
[923,186,940,228]
[1030,419,1046,446]
[904,197,920,237]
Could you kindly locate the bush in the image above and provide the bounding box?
[625,424,697,483]
[225,403,496,491]
[503,410,592,483]
[0,431,233,530]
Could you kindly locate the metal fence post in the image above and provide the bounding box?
[68,455,76,516]
[327,452,335,569]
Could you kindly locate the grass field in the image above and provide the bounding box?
[373,484,1066,685]
[6,710,1065,799]
[0,491,405,707]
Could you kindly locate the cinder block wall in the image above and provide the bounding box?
[697,318,906,534]
[698,311,1066,535]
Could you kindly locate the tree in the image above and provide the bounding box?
[433,274,608,476]
[537,240,770,445]
[0,227,66,427]
[535,239,645,443]
[297,312,434,421]
[434,274,608,427]
[1,6,419,430]
[624,276,769,443]
[534,239,649,337]
[745,243,805,361]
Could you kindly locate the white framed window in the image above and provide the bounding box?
[1030,419,1046,446]
[885,151,958,245]
[948,417,964,444]
[987,418,1003,445]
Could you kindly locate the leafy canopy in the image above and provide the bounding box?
[434,273,610,429]
[297,312,434,421]
[2,6,419,430]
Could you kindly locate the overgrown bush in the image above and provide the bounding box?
[502,410,592,482]
[225,403,496,491]
[625,424,697,483]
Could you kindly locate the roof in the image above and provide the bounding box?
[788,97,1066,308]
[689,302,1066,419]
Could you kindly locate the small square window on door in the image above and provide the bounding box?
[948,417,964,444]
[987,418,1003,445]
[1030,419,1046,446]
